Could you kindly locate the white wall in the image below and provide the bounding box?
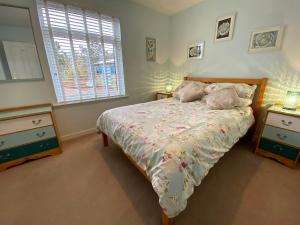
[169,0,300,105]
[0,0,170,139]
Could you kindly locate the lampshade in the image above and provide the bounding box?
[165,84,173,93]
[283,91,300,110]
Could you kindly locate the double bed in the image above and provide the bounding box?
[96,76,268,225]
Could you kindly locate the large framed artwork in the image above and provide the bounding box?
[188,42,205,59]
[146,37,156,62]
[214,13,236,42]
[249,26,284,53]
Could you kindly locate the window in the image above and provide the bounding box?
[37,0,125,103]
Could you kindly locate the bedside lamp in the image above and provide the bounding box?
[283,91,300,111]
[165,84,173,93]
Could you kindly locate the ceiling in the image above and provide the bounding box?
[130,0,205,15]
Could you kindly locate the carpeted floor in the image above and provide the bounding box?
[0,133,299,225]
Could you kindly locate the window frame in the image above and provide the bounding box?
[37,0,126,105]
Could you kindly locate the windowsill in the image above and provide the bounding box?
[53,94,129,108]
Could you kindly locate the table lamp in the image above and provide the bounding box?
[165,84,173,93]
[283,91,300,110]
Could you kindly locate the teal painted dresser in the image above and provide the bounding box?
[256,105,300,168]
[0,104,61,171]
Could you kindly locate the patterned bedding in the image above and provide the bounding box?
[96,98,254,218]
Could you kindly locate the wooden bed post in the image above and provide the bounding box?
[162,212,174,225]
[102,132,108,147]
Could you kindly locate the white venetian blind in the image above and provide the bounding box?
[37,0,125,103]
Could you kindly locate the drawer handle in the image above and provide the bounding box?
[0,141,4,147]
[36,132,46,138]
[281,120,293,126]
[276,133,287,141]
[32,119,42,125]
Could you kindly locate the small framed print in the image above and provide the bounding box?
[215,13,236,42]
[146,37,156,62]
[249,26,284,53]
[188,42,205,59]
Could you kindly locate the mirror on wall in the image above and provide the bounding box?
[0,4,43,82]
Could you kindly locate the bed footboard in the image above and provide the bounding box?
[102,132,108,147]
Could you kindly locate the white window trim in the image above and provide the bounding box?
[53,94,129,107]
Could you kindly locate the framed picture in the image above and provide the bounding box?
[215,13,236,42]
[146,37,156,62]
[188,42,205,59]
[249,26,284,53]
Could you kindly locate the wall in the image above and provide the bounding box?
[169,0,300,105]
[1,0,300,139]
[0,0,170,139]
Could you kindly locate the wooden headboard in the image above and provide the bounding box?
[184,76,268,123]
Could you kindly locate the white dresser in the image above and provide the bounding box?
[256,105,300,168]
[0,104,61,171]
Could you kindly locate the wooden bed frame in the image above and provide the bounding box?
[101,76,268,225]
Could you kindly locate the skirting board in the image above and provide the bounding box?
[60,128,96,142]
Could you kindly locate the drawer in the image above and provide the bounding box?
[0,113,53,136]
[259,138,299,160]
[0,138,59,163]
[262,125,300,147]
[266,112,300,132]
[157,94,168,100]
[0,126,56,151]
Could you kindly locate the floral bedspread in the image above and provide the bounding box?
[96,98,254,218]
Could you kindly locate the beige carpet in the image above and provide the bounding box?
[0,133,300,225]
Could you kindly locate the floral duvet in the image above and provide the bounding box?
[96,98,254,218]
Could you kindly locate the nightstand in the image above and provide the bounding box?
[156,92,173,100]
[256,105,300,168]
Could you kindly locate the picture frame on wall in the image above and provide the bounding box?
[146,37,156,62]
[214,13,236,42]
[188,42,205,59]
[248,26,284,53]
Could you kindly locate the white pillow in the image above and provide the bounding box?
[205,88,252,110]
[205,83,257,99]
[177,82,206,102]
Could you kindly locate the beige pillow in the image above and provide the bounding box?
[239,98,252,107]
[206,88,245,110]
[177,82,205,102]
[205,83,257,99]
[175,81,207,98]
[175,81,191,92]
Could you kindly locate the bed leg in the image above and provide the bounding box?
[162,212,174,225]
[102,132,108,147]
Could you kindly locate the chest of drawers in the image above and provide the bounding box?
[156,92,173,100]
[0,104,61,171]
[255,105,300,168]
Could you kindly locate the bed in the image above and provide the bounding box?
[96,76,268,225]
